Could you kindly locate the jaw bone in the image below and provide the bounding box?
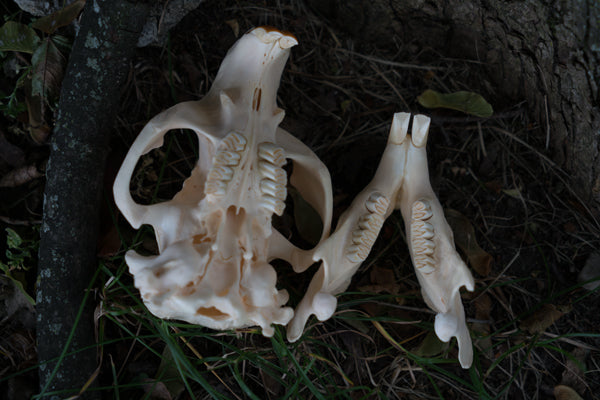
[394,114,474,368]
[286,113,475,369]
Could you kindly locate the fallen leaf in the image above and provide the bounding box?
[520,303,571,335]
[289,186,323,246]
[0,131,25,167]
[0,21,40,53]
[578,252,600,291]
[560,348,588,396]
[32,0,86,35]
[445,209,493,276]
[413,331,446,358]
[225,19,240,37]
[554,385,583,400]
[0,165,43,187]
[472,293,493,358]
[31,37,66,99]
[417,89,493,118]
[25,93,51,144]
[155,346,184,400]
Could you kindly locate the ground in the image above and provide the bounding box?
[0,1,599,399]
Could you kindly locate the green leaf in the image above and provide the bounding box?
[156,346,186,399]
[31,37,65,99]
[413,331,446,358]
[417,89,493,117]
[0,21,40,53]
[289,186,323,246]
[6,228,23,249]
[32,0,87,35]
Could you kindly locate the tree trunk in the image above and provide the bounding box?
[36,1,148,398]
[308,0,600,210]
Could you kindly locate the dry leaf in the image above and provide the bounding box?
[0,165,43,187]
[359,264,405,304]
[561,348,588,395]
[445,209,493,276]
[31,37,66,99]
[578,252,600,291]
[414,331,446,358]
[0,131,25,167]
[554,385,583,400]
[472,293,493,358]
[289,186,323,246]
[32,0,86,35]
[520,304,571,335]
[225,19,240,37]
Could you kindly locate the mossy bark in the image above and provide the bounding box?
[308,0,600,211]
[36,1,148,398]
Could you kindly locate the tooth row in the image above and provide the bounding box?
[205,132,247,197]
[410,200,436,275]
[258,143,286,167]
[346,193,389,263]
[258,142,287,216]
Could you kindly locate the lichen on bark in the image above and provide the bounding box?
[36,1,148,398]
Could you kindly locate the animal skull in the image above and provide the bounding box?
[284,112,475,368]
[114,27,475,368]
[113,27,333,337]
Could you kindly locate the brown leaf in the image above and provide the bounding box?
[0,131,25,167]
[520,304,571,335]
[32,0,86,35]
[578,252,600,291]
[31,38,66,100]
[359,265,404,297]
[560,348,588,395]
[97,224,122,258]
[472,293,493,358]
[0,165,43,187]
[445,209,493,276]
[554,385,583,400]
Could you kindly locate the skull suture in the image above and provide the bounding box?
[113,27,475,368]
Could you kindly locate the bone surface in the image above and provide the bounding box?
[394,114,475,368]
[286,113,411,342]
[113,27,333,337]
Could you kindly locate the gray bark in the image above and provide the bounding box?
[36,1,148,398]
[308,0,600,210]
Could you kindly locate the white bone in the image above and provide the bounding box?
[113,27,333,337]
[286,113,411,342]
[394,114,475,368]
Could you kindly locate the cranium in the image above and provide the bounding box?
[114,27,474,368]
[113,27,333,337]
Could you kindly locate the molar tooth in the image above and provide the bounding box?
[223,132,247,152]
[346,244,367,263]
[258,143,286,166]
[416,257,436,275]
[208,165,234,181]
[412,199,433,221]
[365,192,389,215]
[215,150,241,166]
[358,214,383,231]
[259,161,286,182]
[261,195,285,216]
[205,179,228,196]
[260,179,286,200]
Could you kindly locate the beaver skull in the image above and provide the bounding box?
[113,27,333,337]
[114,27,474,368]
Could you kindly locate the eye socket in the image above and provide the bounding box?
[129,129,201,205]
